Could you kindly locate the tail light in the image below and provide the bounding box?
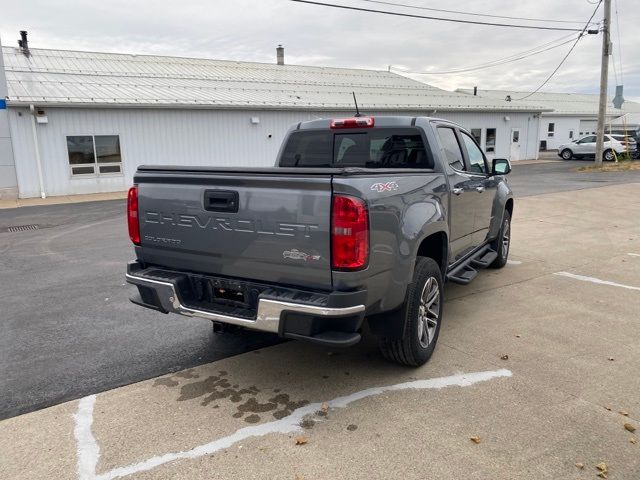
[127,186,140,245]
[330,117,375,129]
[331,195,369,270]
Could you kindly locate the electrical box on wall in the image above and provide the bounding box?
[250,117,260,124]
[36,109,48,124]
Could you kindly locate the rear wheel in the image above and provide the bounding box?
[490,210,511,269]
[379,257,443,367]
[603,149,615,161]
[560,149,573,160]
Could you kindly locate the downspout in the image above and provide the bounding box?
[534,114,541,160]
[525,116,530,160]
[29,104,46,198]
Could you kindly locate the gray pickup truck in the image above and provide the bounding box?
[126,116,513,366]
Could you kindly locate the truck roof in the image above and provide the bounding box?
[297,115,453,130]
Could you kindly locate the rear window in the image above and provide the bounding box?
[279,128,433,169]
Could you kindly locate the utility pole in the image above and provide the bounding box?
[594,0,611,167]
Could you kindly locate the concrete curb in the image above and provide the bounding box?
[0,191,126,210]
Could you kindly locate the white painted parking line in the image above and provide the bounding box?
[73,395,99,480]
[72,369,512,480]
[628,253,640,257]
[554,272,640,292]
[507,260,522,265]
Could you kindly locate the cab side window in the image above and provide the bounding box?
[436,127,465,171]
[461,132,487,174]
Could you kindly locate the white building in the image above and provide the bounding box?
[0,34,545,200]
[457,88,640,151]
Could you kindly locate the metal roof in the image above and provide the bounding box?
[456,88,640,116]
[2,46,546,112]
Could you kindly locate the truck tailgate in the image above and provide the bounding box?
[136,171,333,290]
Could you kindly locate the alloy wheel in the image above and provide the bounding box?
[417,277,440,348]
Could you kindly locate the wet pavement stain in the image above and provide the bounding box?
[153,377,179,388]
[153,369,309,424]
[269,393,309,420]
[245,414,261,424]
[300,418,315,430]
[347,424,358,431]
[152,368,199,387]
[174,369,199,379]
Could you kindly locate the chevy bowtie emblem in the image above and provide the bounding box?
[370,181,399,193]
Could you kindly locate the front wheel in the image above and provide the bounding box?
[490,210,511,269]
[560,149,573,160]
[379,257,443,367]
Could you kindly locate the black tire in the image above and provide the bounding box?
[560,149,573,160]
[490,210,511,269]
[603,149,615,162]
[379,257,443,367]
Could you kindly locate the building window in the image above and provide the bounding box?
[547,123,555,137]
[485,128,496,153]
[67,135,122,176]
[470,128,482,146]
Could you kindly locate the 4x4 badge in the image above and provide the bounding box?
[371,181,398,193]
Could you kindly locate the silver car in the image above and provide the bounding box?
[558,134,634,161]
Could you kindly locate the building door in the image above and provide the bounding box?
[510,128,522,161]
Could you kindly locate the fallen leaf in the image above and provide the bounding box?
[575,462,584,469]
[321,402,329,414]
[619,411,629,416]
[515,334,521,338]
[500,354,509,360]
[596,462,608,472]
[630,437,637,444]
[295,475,305,480]
[597,473,608,479]
[624,423,636,433]
[470,436,481,444]
[608,357,615,361]
[605,406,612,411]
[295,436,308,445]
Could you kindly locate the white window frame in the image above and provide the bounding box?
[485,128,497,154]
[66,134,124,178]
[547,123,555,138]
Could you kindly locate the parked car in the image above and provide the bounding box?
[558,134,634,161]
[126,116,514,366]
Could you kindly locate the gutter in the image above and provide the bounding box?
[29,104,46,198]
[6,100,554,114]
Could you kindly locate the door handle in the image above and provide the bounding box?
[475,186,485,193]
[452,187,463,195]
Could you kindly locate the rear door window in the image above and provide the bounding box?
[280,128,433,169]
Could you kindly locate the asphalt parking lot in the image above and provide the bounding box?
[1,161,640,479]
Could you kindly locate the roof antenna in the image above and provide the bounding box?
[352,92,362,117]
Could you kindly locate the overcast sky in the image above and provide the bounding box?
[1,0,638,101]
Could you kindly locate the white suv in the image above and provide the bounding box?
[558,134,634,161]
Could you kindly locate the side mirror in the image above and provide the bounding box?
[492,158,511,175]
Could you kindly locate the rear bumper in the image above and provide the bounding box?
[126,262,366,347]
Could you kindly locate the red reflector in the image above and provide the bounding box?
[329,117,375,129]
[127,186,140,245]
[331,195,369,271]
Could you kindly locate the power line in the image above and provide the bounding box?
[392,34,578,75]
[289,0,586,32]
[513,0,603,100]
[361,0,597,25]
